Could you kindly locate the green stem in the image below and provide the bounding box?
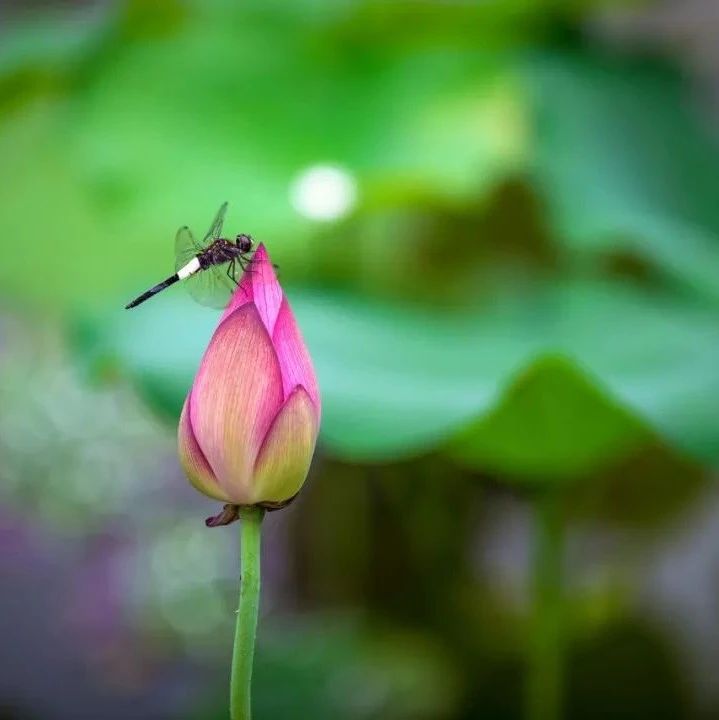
[230,505,264,720]
[526,490,565,720]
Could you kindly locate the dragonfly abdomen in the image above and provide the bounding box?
[125,273,180,309]
[177,256,202,278]
[125,256,201,309]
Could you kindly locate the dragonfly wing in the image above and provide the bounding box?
[175,226,202,272]
[174,206,236,308]
[203,201,228,245]
[182,263,239,308]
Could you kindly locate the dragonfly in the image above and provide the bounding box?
[125,202,254,309]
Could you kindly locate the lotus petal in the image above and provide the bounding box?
[251,386,318,504]
[222,244,283,335]
[190,303,284,503]
[178,394,229,502]
[272,298,321,412]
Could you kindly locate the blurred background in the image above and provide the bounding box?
[2,0,719,718]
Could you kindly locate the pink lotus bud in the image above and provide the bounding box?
[178,245,321,521]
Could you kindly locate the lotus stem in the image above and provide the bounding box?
[526,489,565,720]
[230,505,264,720]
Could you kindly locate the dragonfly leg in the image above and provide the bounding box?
[238,255,257,276]
[226,260,239,285]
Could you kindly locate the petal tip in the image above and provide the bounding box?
[252,242,270,264]
[222,246,277,319]
[245,243,283,333]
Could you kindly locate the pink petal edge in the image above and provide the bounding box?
[178,393,229,502]
[221,244,283,335]
[271,297,321,414]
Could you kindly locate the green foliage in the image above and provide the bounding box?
[189,620,459,720]
[77,275,719,477]
[0,1,525,308]
[2,4,719,717]
[4,0,719,481]
[530,54,719,301]
[450,355,647,482]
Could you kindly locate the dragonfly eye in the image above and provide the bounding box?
[236,234,253,253]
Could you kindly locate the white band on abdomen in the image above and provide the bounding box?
[177,256,201,280]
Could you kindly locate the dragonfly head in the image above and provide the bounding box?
[235,234,253,253]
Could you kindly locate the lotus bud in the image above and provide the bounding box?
[178,245,320,524]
